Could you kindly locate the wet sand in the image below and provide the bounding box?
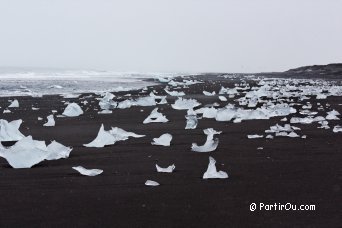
[0,76,341,227]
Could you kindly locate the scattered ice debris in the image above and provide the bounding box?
[84,124,145,148]
[43,114,55,127]
[156,164,175,173]
[116,97,156,109]
[257,147,263,150]
[72,166,103,176]
[3,109,11,113]
[62,103,84,117]
[247,134,263,139]
[143,108,169,124]
[0,119,25,141]
[38,117,43,121]
[280,117,287,122]
[185,109,198,129]
[266,135,274,139]
[32,107,40,110]
[203,157,228,179]
[0,136,72,168]
[151,133,172,146]
[164,89,185,96]
[219,86,239,95]
[203,90,216,96]
[218,96,227,101]
[192,128,221,152]
[8,99,19,108]
[145,180,160,186]
[333,125,342,133]
[171,97,201,110]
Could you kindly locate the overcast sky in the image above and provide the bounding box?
[0,0,341,73]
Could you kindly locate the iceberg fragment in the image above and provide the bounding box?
[43,114,55,127]
[203,156,228,179]
[62,103,84,117]
[0,136,72,168]
[72,166,103,176]
[0,119,25,141]
[143,108,169,124]
[192,128,221,152]
[8,99,19,108]
[83,124,116,147]
[145,180,160,186]
[151,133,172,146]
[164,89,185,96]
[171,97,201,110]
[156,164,175,173]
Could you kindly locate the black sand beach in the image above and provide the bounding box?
[0,75,341,227]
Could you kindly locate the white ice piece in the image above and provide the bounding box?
[84,125,145,147]
[145,180,160,186]
[171,97,201,110]
[247,134,263,139]
[192,128,221,152]
[218,96,227,101]
[43,114,55,127]
[62,103,84,117]
[164,89,185,96]
[0,136,72,168]
[8,99,19,108]
[72,166,103,176]
[203,156,228,179]
[151,133,172,146]
[143,108,169,124]
[83,124,116,148]
[156,164,175,173]
[333,125,342,133]
[203,91,216,96]
[0,119,25,141]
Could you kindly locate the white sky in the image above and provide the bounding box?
[0,0,341,73]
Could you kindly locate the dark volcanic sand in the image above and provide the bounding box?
[0,76,341,227]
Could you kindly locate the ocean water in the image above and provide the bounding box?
[0,68,182,97]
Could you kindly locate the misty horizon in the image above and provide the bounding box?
[1,0,342,73]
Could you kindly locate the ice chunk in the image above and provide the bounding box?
[84,125,144,147]
[72,166,103,176]
[8,99,19,108]
[62,103,84,117]
[164,89,185,96]
[43,114,55,127]
[203,91,216,96]
[99,92,116,110]
[156,164,175,173]
[0,119,25,141]
[218,96,227,101]
[145,180,160,186]
[333,125,342,133]
[171,97,201,110]
[98,110,112,114]
[192,128,221,152]
[109,127,145,140]
[46,141,72,160]
[326,110,340,120]
[143,108,169,124]
[151,133,172,146]
[185,114,198,129]
[0,136,72,168]
[83,124,116,147]
[247,134,263,139]
[203,156,228,179]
